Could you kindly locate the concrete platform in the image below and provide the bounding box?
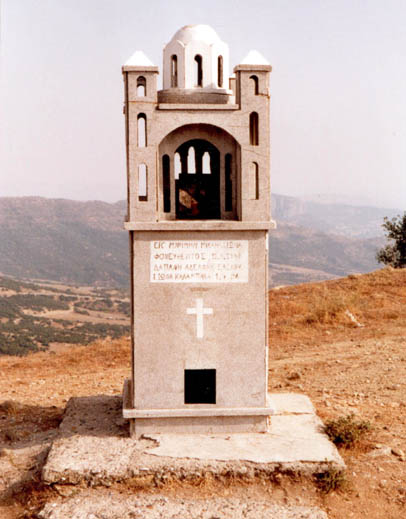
[42,393,345,487]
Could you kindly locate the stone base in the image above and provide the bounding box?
[42,392,345,489]
[123,378,274,438]
[130,415,270,437]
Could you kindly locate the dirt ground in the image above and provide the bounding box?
[0,268,405,518]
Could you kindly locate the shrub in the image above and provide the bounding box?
[376,213,406,268]
[0,400,23,416]
[315,468,347,493]
[324,414,371,448]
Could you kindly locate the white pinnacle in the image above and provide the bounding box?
[240,49,270,65]
[124,50,155,67]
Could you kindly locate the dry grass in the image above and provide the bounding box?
[0,337,131,411]
[0,400,24,417]
[0,337,130,373]
[1,267,406,519]
[269,267,406,346]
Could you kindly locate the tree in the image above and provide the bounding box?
[376,212,406,268]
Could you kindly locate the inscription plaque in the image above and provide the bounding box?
[150,240,249,283]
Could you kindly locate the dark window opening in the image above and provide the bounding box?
[138,164,147,201]
[249,112,259,146]
[175,139,220,220]
[225,153,232,211]
[250,75,259,95]
[184,369,216,404]
[137,76,146,97]
[137,113,147,147]
[162,154,171,213]
[250,162,259,200]
[194,55,203,87]
[217,56,223,88]
[171,55,178,87]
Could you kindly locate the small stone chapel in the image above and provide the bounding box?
[121,24,275,437]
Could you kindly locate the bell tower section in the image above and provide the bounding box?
[122,25,275,438]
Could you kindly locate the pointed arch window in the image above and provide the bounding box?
[162,154,171,213]
[217,56,223,88]
[250,75,259,95]
[249,112,259,146]
[137,76,146,97]
[138,164,147,201]
[202,152,211,174]
[187,146,196,173]
[175,139,220,220]
[171,55,178,87]
[194,55,203,87]
[174,152,181,180]
[137,114,147,147]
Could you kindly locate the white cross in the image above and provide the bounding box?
[186,298,213,339]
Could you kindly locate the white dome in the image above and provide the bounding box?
[170,24,222,46]
[162,24,229,91]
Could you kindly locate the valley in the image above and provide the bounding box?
[0,276,129,356]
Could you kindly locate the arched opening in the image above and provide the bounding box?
[217,56,223,88]
[175,139,220,219]
[249,162,259,200]
[187,146,196,173]
[202,152,211,174]
[194,55,203,87]
[158,123,240,221]
[137,114,147,147]
[137,76,146,97]
[138,164,147,201]
[174,152,181,179]
[162,155,171,213]
[171,55,178,87]
[225,154,232,211]
[250,75,259,95]
[249,112,259,146]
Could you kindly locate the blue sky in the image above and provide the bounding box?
[1,0,405,208]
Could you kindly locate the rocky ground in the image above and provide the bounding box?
[0,268,405,518]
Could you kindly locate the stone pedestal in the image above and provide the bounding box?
[123,223,274,438]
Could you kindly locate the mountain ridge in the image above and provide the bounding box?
[0,195,388,287]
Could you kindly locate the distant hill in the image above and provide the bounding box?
[0,197,128,286]
[271,193,400,238]
[269,222,383,286]
[0,196,388,287]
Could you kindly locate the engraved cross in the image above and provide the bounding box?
[186,298,213,339]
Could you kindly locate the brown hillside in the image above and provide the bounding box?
[1,268,406,518]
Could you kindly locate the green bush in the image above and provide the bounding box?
[324,414,371,448]
[7,294,69,312]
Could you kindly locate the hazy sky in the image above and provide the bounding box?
[1,0,405,208]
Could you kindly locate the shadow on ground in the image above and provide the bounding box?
[0,395,126,450]
[0,395,127,510]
